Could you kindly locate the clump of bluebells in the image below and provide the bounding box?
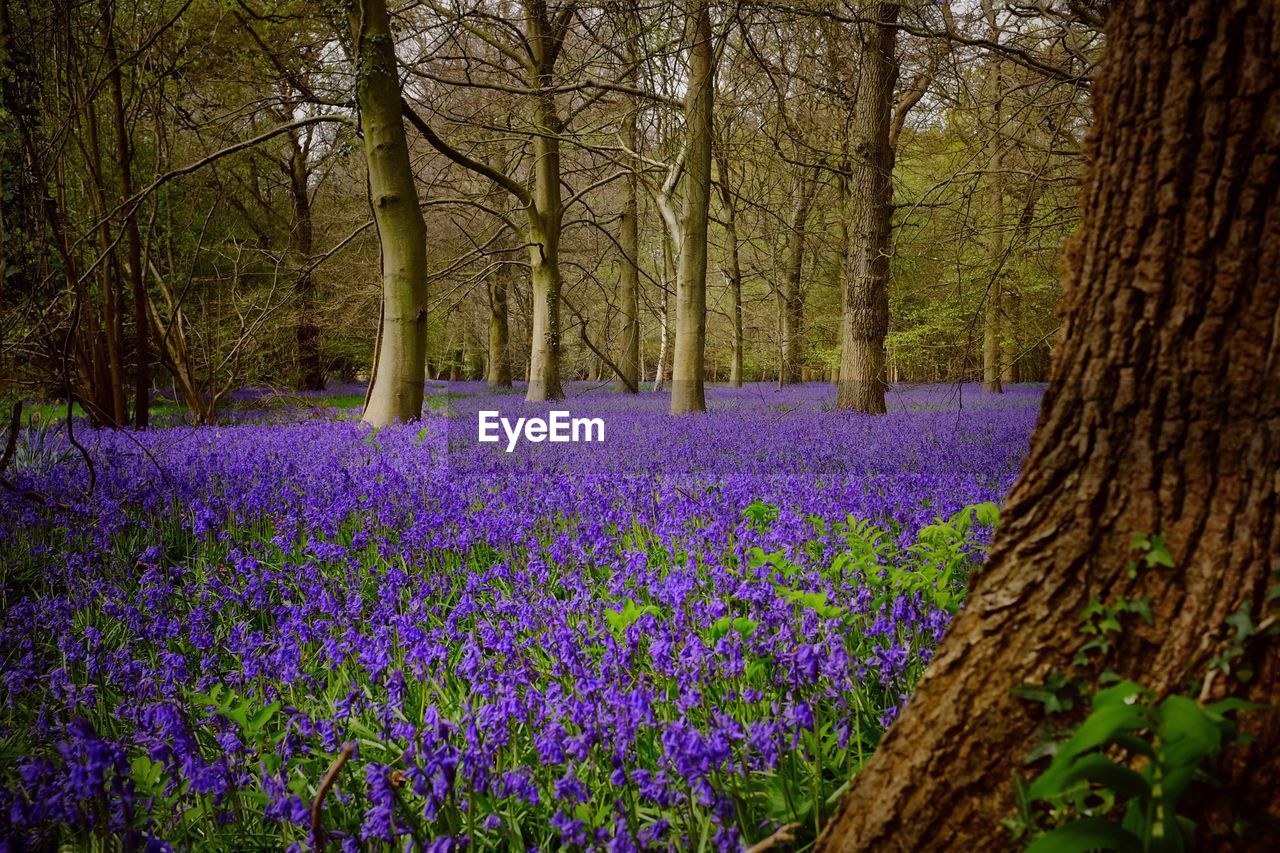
[0,383,1039,850]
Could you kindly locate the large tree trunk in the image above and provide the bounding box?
[670,0,713,415]
[523,15,566,402]
[524,208,564,401]
[836,3,897,414]
[819,1,1280,849]
[354,0,429,426]
[780,167,819,386]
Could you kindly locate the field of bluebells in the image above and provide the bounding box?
[0,382,1043,851]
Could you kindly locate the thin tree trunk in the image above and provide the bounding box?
[670,0,713,415]
[981,0,1004,394]
[81,92,128,426]
[487,245,513,389]
[354,0,429,426]
[836,3,898,414]
[652,241,672,393]
[102,0,150,426]
[616,2,642,393]
[715,143,744,388]
[288,126,324,392]
[780,167,819,386]
[1001,171,1046,386]
[617,166,641,392]
[819,2,1280,848]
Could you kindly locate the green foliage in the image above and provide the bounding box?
[742,498,781,533]
[861,501,998,616]
[603,598,662,635]
[1012,680,1262,853]
[1009,535,1270,852]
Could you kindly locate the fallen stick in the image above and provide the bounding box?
[746,822,802,853]
[310,742,355,851]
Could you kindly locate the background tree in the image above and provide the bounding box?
[669,0,714,415]
[352,0,429,426]
[836,2,898,414]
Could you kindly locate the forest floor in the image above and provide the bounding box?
[1,383,1042,850]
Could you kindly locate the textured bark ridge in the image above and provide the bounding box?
[820,1,1279,849]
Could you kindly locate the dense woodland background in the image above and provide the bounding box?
[2,1,1279,850]
[0,0,1100,425]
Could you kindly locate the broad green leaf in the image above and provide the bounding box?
[1057,754,1150,801]
[1203,697,1269,717]
[1028,703,1146,801]
[1025,817,1143,853]
[248,701,280,733]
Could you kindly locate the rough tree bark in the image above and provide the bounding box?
[836,3,898,414]
[819,1,1280,848]
[670,0,713,415]
[354,0,429,426]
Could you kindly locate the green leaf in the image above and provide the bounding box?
[1025,817,1143,853]
[1225,604,1254,641]
[1091,680,1149,711]
[1156,695,1221,756]
[1058,754,1151,801]
[972,501,1000,527]
[247,701,280,734]
[1028,703,1146,801]
[1110,733,1156,759]
[1144,535,1175,568]
[1203,697,1270,717]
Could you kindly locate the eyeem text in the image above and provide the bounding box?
[477,410,605,452]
